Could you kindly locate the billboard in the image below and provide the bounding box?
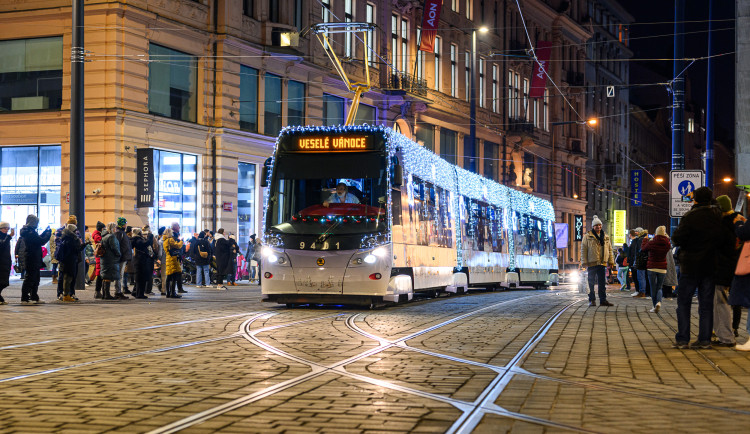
[612,210,627,246]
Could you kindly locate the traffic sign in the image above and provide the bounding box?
[669,170,704,217]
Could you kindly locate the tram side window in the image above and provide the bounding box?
[411,176,427,246]
[463,198,479,251]
[425,182,437,246]
[489,206,505,253]
[436,186,452,248]
[391,186,402,226]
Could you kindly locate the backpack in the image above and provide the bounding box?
[54,238,69,262]
[635,249,649,270]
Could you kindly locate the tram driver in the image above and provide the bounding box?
[323,182,360,207]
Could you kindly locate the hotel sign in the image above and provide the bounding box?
[136,148,154,208]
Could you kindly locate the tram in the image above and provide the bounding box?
[260,124,558,306]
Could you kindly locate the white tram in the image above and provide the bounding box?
[260,125,558,306]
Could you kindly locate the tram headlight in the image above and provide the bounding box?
[363,254,377,264]
[372,247,387,257]
[267,253,279,263]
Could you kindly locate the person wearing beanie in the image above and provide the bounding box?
[630,227,650,299]
[713,195,746,346]
[580,215,616,307]
[671,186,728,349]
[19,215,52,304]
[0,222,15,305]
[130,227,152,299]
[52,217,83,300]
[66,215,77,225]
[113,218,132,299]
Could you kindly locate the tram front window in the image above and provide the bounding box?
[267,153,389,239]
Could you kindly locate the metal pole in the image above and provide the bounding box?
[670,0,685,235]
[468,29,477,173]
[705,0,715,191]
[70,0,86,290]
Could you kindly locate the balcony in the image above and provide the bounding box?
[384,71,429,98]
[507,118,535,135]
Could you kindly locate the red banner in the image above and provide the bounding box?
[529,41,552,98]
[418,0,442,53]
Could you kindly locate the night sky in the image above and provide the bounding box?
[624,0,736,144]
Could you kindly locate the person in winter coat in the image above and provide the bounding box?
[114,217,132,298]
[640,226,672,313]
[130,227,153,299]
[57,223,86,302]
[190,231,212,287]
[19,214,52,304]
[580,215,616,307]
[49,232,58,284]
[14,236,26,279]
[627,229,641,295]
[713,195,744,346]
[671,186,728,349]
[99,222,122,300]
[227,234,239,286]
[246,234,259,284]
[54,215,81,300]
[663,247,678,298]
[0,222,15,304]
[162,227,184,298]
[213,228,231,290]
[615,247,629,291]
[91,221,105,298]
[142,225,158,295]
[729,210,750,350]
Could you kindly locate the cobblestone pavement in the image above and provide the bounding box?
[1,276,750,433]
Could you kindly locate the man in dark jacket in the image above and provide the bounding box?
[671,187,727,349]
[0,222,15,304]
[626,229,640,294]
[14,236,26,279]
[19,215,53,304]
[213,228,230,289]
[190,232,212,287]
[114,217,132,298]
[712,195,743,346]
[57,223,86,302]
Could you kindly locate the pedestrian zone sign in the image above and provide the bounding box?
[669,170,704,217]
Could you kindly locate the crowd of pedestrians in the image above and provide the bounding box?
[581,186,750,351]
[0,214,262,305]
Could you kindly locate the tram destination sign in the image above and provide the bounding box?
[281,133,381,153]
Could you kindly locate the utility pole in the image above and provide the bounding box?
[70,0,86,290]
[670,0,685,235]
[737,0,750,197]
[705,0,715,190]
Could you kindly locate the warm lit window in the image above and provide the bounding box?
[492,64,498,112]
[688,117,695,133]
[450,44,458,97]
[543,89,549,130]
[451,0,458,12]
[478,58,485,108]
[523,78,529,121]
[465,51,471,102]
[466,0,473,20]
[434,36,441,91]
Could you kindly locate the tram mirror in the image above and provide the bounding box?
[260,166,270,187]
[392,164,403,187]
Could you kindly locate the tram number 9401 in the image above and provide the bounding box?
[299,241,340,250]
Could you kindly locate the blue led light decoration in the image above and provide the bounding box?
[262,124,556,269]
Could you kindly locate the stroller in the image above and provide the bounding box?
[182,256,197,284]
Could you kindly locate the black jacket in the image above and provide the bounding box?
[0,232,13,288]
[729,220,750,307]
[213,235,232,274]
[715,211,743,286]
[57,227,85,269]
[627,236,640,267]
[115,228,133,262]
[672,203,725,277]
[14,237,26,268]
[190,238,212,266]
[20,225,53,270]
[132,235,154,272]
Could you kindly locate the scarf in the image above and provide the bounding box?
[592,230,605,247]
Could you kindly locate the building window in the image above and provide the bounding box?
[391,14,399,71]
[287,79,305,126]
[345,0,354,58]
[466,0,473,19]
[484,141,498,180]
[264,74,282,136]
[478,58,485,108]
[0,37,63,112]
[401,18,409,73]
[323,93,344,126]
[452,0,458,12]
[523,152,534,189]
[322,0,331,50]
[522,78,529,121]
[416,123,435,152]
[450,44,458,97]
[353,103,376,125]
[0,146,61,233]
[492,64,498,112]
[294,0,303,30]
[268,0,279,22]
[148,44,197,122]
[366,4,376,65]
[416,28,425,81]
[687,117,695,133]
[149,151,198,238]
[508,69,520,119]
[239,65,259,133]
[440,128,457,165]
[243,0,254,17]
[536,157,549,194]
[237,162,257,250]
[465,51,470,102]
[434,37,441,91]
[543,89,549,130]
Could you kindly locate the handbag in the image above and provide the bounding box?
[95,243,105,257]
[736,242,750,276]
[198,245,208,258]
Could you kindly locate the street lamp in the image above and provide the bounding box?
[723,176,733,183]
[468,26,488,173]
[655,177,664,183]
